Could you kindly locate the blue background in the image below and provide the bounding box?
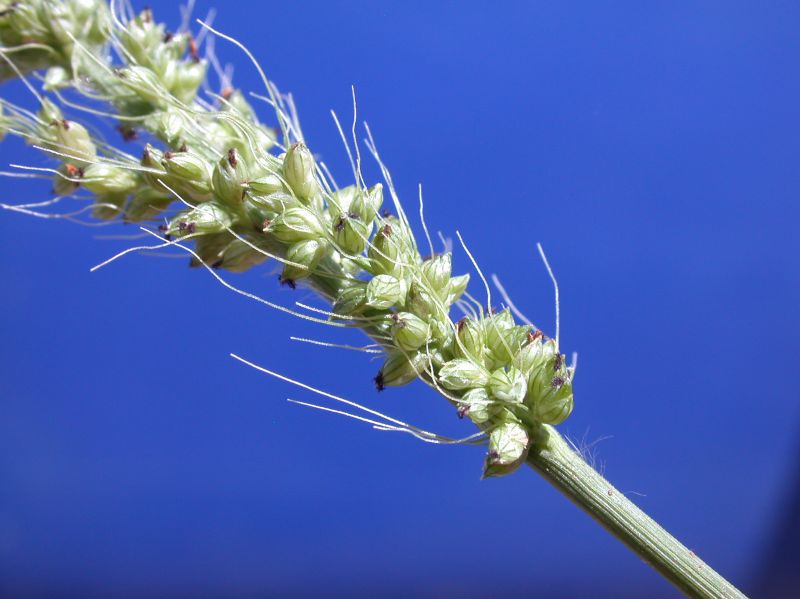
[1,1,799,597]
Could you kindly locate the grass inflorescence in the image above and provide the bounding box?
[0,0,573,478]
[0,4,754,596]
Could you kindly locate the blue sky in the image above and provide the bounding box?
[1,1,799,596]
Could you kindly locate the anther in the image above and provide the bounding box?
[64,163,82,179]
[117,125,137,141]
[188,36,200,62]
[279,275,296,290]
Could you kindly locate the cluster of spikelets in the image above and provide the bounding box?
[0,0,574,477]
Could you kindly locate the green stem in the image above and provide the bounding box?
[527,426,747,598]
